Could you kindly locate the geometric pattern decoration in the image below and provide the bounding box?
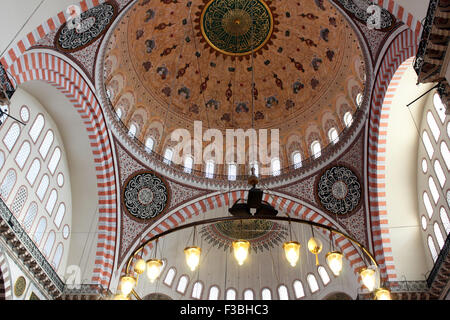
[123,171,170,221]
[0,250,11,300]
[335,0,395,30]
[317,166,361,215]
[55,1,117,52]
[199,219,288,253]
[198,0,275,56]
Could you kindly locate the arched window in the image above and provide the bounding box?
[15,141,31,169]
[343,112,353,127]
[421,215,428,230]
[433,93,447,123]
[26,159,40,186]
[43,231,55,257]
[20,106,30,123]
[311,141,321,159]
[440,207,450,235]
[422,159,428,173]
[250,162,259,177]
[116,108,123,120]
[428,177,440,204]
[428,235,438,262]
[208,286,219,300]
[427,111,441,142]
[11,186,27,217]
[356,93,363,107]
[441,141,450,170]
[0,169,16,200]
[52,243,63,270]
[317,266,331,285]
[205,160,215,179]
[46,189,58,216]
[192,282,203,299]
[0,151,4,170]
[183,156,193,174]
[36,174,49,201]
[48,147,61,174]
[433,160,446,188]
[271,158,281,176]
[278,285,289,300]
[128,123,137,138]
[33,217,47,245]
[293,280,305,299]
[23,202,37,232]
[244,289,254,300]
[54,203,66,229]
[163,148,173,164]
[434,222,445,249]
[39,130,54,159]
[226,288,236,300]
[228,163,237,181]
[164,268,176,286]
[145,137,154,153]
[423,131,434,159]
[0,104,8,124]
[261,288,272,300]
[176,275,189,294]
[307,274,319,293]
[29,115,44,143]
[3,123,20,151]
[292,151,302,169]
[328,128,339,144]
[423,192,434,219]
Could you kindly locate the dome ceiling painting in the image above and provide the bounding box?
[103,0,368,171]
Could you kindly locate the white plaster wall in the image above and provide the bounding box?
[385,65,434,281]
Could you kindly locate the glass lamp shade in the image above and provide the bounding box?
[232,240,250,266]
[326,251,343,276]
[146,259,163,283]
[375,288,392,300]
[307,237,323,265]
[113,294,130,300]
[119,276,136,295]
[184,246,201,271]
[283,241,301,267]
[134,259,147,275]
[359,267,376,292]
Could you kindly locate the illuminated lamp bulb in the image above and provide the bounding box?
[134,258,147,275]
[307,237,323,266]
[184,246,201,272]
[232,240,250,266]
[146,259,163,283]
[326,251,343,276]
[119,276,136,296]
[374,288,392,300]
[113,294,130,300]
[283,241,301,267]
[359,267,376,292]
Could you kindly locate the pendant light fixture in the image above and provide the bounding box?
[146,239,163,283]
[359,266,377,292]
[184,226,201,272]
[283,217,301,267]
[308,225,323,266]
[325,231,343,276]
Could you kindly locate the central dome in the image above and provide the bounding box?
[199,0,274,56]
[103,0,367,175]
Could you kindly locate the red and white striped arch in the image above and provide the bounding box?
[7,51,118,289]
[367,29,418,282]
[125,191,367,278]
[0,250,12,300]
[0,0,422,71]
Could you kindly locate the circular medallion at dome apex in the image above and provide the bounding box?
[56,2,118,52]
[103,0,368,174]
[123,171,170,221]
[317,166,361,215]
[199,0,274,56]
[199,219,288,253]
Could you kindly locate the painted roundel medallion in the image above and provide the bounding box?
[56,2,118,52]
[123,171,170,221]
[317,166,361,215]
